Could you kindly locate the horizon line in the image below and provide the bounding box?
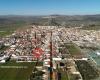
[0,13,100,16]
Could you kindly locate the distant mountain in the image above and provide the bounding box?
[0,14,100,27]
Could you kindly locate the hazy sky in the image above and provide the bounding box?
[0,0,100,15]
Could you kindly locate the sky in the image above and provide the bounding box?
[0,0,100,15]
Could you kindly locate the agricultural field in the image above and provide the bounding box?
[0,21,27,37]
[0,61,43,80]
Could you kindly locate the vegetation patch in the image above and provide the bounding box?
[0,61,43,80]
[75,60,99,80]
[62,43,81,55]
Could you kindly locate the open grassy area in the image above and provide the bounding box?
[0,31,13,37]
[60,43,81,56]
[65,43,81,55]
[61,71,69,80]
[0,22,27,37]
[81,25,100,30]
[57,68,69,80]
[0,61,43,80]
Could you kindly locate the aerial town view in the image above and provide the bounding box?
[0,0,100,80]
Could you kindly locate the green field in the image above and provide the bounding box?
[65,43,81,55]
[0,21,27,37]
[0,61,42,80]
[61,71,69,80]
[81,25,100,30]
[60,43,81,56]
[57,68,69,80]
